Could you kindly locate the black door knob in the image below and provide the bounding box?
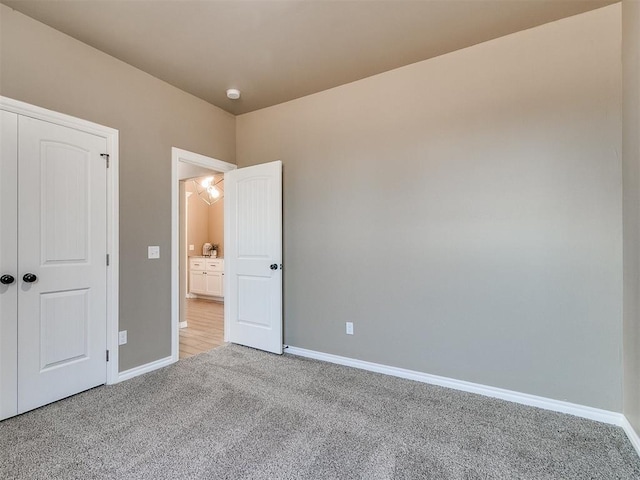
[270,264,278,270]
[23,273,37,283]
[0,274,15,285]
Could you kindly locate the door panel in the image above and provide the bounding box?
[237,177,270,257]
[206,272,222,296]
[0,111,18,420]
[190,272,206,294]
[41,142,90,263]
[39,289,89,370]
[225,161,282,354]
[17,116,108,413]
[237,276,271,327]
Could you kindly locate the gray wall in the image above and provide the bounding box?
[623,0,640,431]
[0,5,236,371]
[237,5,622,410]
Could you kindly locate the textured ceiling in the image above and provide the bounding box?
[1,0,616,115]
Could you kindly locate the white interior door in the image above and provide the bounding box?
[17,116,108,413]
[0,111,19,419]
[225,161,282,354]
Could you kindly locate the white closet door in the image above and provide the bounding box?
[225,161,282,354]
[0,111,18,420]
[17,116,108,413]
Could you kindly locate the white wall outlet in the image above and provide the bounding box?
[118,330,127,345]
[148,246,160,259]
[346,322,354,335]
[189,244,194,251]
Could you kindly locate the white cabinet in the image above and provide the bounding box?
[189,265,207,293]
[189,257,224,297]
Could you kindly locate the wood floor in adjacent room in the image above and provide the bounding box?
[179,297,225,360]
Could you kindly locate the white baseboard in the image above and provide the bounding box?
[621,416,640,458]
[179,321,188,329]
[284,346,624,426]
[188,293,224,302]
[116,355,175,383]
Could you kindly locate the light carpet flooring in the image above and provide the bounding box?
[1,344,639,479]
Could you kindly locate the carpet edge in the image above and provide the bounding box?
[284,345,624,426]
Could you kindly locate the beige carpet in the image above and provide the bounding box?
[1,344,639,479]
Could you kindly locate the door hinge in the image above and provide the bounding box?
[100,153,110,168]
[106,350,110,362]
[106,254,110,266]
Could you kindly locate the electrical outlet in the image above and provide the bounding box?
[118,330,127,345]
[189,244,194,251]
[148,246,160,259]
[346,322,354,335]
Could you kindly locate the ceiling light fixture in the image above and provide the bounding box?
[226,88,241,100]
[192,176,224,205]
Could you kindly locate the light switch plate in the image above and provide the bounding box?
[148,246,160,259]
[118,330,127,345]
[189,244,194,251]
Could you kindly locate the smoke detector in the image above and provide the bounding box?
[226,89,241,100]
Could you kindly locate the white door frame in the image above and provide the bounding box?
[0,96,120,386]
[171,147,236,362]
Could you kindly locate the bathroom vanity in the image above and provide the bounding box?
[189,257,224,298]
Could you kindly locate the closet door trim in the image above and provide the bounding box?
[0,111,18,419]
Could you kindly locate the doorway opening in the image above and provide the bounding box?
[171,148,236,362]
[180,174,225,359]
